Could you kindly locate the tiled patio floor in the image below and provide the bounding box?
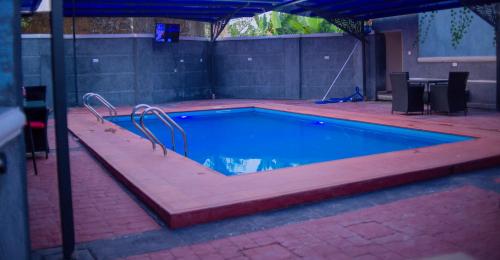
[28,121,160,249]
[29,100,500,259]
[124,186,500,260]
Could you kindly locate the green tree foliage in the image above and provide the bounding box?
[228,12,342,36]
[21,17,32,30]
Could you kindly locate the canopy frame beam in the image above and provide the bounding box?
[464,3,499,111]
[50,0,76,258]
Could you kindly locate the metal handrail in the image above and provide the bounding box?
[82,93,117,123]
[138,109,170,156]
[86,93,117,116]
[139,108,176,155]
[82,93,104,123]
[140,107,188,157]
[131,104,158,151]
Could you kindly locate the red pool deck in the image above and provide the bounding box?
[27,123,160,249]
[67,100,500,228]
[125,185,500,260]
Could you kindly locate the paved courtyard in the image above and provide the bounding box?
[29,100,500,259]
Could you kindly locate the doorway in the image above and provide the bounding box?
[384,31,403,92]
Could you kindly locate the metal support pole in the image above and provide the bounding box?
[210,22,213,42]
[362,35,367,99]
[71,0,79,106]
[496,4,500,111]
[50,0,76,259]
[299,36,303,99]
[209,23,216,97]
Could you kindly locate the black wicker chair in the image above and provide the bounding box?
[390,72,425,114]
[430,72,469,115]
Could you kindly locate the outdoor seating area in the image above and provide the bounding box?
[391,72,470,115]
[1,0,500,260]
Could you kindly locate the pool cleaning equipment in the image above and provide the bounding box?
[83,93,117,123]
[315,42,360,104]
[316,86,364,104]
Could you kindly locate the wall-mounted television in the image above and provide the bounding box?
[155,23,180,43]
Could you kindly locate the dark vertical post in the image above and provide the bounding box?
[13,0,32,255]
[210,22,214,42]
[361,36,367,99]
[496,4,500,111]
[50,0,76,259]
[298,36,303,99]
[209,23,215,98]
[71,0,78,106]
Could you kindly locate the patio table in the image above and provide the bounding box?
[409,78,448,114]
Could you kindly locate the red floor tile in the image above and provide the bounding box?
[30,100,500,257]
[125,185,500,260]
[27,122,160,250]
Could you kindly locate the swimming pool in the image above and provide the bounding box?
[108,107,471,176]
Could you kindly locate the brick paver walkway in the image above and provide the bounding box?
[29,100,500,259]
[125,185,500,260]
[27,121,160,249]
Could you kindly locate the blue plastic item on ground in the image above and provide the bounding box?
[315,87,364,104]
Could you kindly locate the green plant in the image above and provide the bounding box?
[416,8,476,49]
[450,7,474,48]
[227,11,342,37]
[21,17,32,30]
[414,11,436,48]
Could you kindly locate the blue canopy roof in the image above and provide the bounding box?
[63,1,286,22]
[22,0,499,22]
[276,0,499,21]
[21,0,43,13]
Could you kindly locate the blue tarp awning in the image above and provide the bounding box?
[62,1,285,22]
[22,0,499,22]
[21,0,43,13]
[276,0,498,20]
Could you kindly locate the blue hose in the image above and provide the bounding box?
[315,87,364,104]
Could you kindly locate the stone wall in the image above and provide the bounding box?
[214,34,363,100]
[21,26,496,108]
[22,36,211,107]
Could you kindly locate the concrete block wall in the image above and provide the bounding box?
[214,35,363,100]
[136,40,211,105]
[300,36,363,100]
[214,38,295,99]
[21,35,211,108]
[21,30,495,108]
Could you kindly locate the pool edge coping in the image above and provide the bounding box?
[68,102,500,228]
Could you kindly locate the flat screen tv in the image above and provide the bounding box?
[155,23,180,43]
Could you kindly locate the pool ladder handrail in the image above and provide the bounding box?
[82,93,117,123]
[139,106,188,157]
[131,104,166,155]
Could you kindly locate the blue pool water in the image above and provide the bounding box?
[107,108,471,176]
